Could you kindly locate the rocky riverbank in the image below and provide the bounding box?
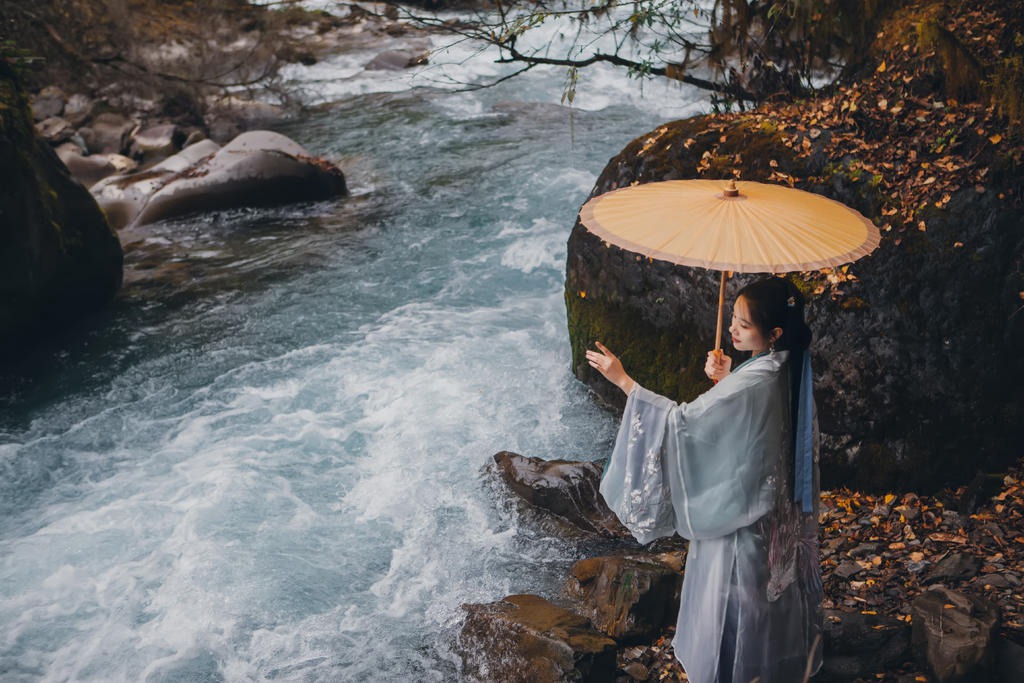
[2,2,440,347]
[475,450,1024,682]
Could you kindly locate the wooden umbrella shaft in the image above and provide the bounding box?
[714,270,727,354]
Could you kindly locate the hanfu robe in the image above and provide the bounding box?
[599,350,823,683]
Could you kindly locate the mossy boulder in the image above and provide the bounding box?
[565,113,1023,492]
[0,62,122,346]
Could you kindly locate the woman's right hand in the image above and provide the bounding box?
[585,342,635,395]
[705,350,732,382]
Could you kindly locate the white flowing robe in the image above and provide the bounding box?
[599,351,822,683]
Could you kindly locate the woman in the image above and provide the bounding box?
[586,277,823,683]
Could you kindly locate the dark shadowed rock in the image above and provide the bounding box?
[564,554,683,642]
[0,63,122,346]
[491,451,631,539]
[911,586,999,682]
[817,609,911,681]
[459,594,617,682]
[921,552,981,585]
[564,115,1023,492]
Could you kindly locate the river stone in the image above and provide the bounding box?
[911,585,999,682]
[129,123,182,164]
[58,149,120,188]
[366,49,428,70]
[459,594,616,682]
[92,131,346,229]
[0,62,122,345]
[491,451,631,539]
[63,93,94,127]
[31,85,65,121]
[80,112,135,155]
[817,609,910,681]
[564,555,682,642]
[35,116,75,144]
[91,141,217,228]
[563,113,1023,492]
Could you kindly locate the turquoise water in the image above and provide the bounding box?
[0,46,704,681]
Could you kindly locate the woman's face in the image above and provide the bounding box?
[729,295,774,354]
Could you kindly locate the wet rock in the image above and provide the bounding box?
[36,116,75,144]
[63,93,95,127]
[365,49,428,70]
[58,150,119,188]
[818,609,911,681]
[491,451,631,539]
[459,594,616,683]
[92,131,346,229]
[31,85,65,121]
[129,123,183,164]
[911,586,999,682]
[0,63,122,345]
[80,112,135,155]
[922,552,981,585]
[565,555,682,642]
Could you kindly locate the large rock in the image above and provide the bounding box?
[818,609,910,681]
[911,586,999,682]
[564,554,683,642]
[491,451,631,539]
[564,113,1023,492]
[0,63,122,345]
[92,131,347,229]
[459,594,617,682]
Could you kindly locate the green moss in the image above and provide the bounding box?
[984,53,1024,123]
[566,288,713,404]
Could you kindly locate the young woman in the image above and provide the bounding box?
[586,277,823,683]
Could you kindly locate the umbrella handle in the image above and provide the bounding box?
[712,271,728,383]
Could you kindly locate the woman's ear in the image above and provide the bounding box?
[770,327,784,344]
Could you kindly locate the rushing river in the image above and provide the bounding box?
[1,15,708,682]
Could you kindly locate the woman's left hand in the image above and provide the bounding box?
[586,342,636,395]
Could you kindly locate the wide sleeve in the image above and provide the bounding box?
[600,359,788,544]
[598,386,678,544]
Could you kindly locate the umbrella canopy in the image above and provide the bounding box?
[578,178,881,350]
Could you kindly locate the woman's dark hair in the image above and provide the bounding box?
[737,277,813,470]
[735,277,812,353]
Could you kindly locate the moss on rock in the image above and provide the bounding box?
[0,61,122,346]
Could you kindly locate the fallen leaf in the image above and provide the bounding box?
[990,134,1003,144]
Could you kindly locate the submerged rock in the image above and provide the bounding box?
[491,451,631,539]
[0,63,122,345]
[459,594,617,682]
[92,131,347,229]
